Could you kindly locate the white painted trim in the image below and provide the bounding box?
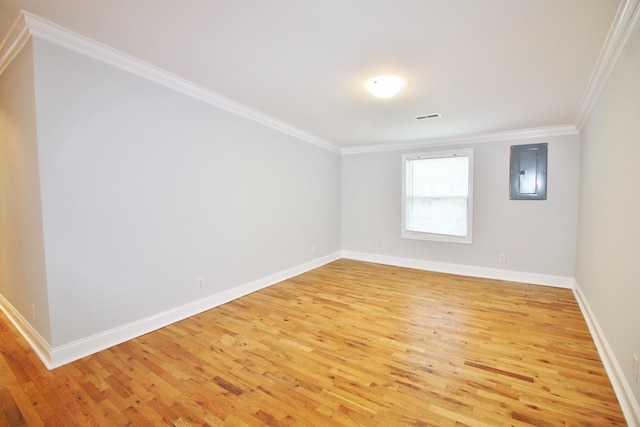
[4,254,636,426]
[1,11,577,158]
[341,250,574,288]
[0,10,341,154]
[0,11,30,76]
[401,148,474,245]
[341,124,578,155]
[46,252,340,369]
[5,9,623,157]
[0,253,340,369]
[3,5,639,154]
[0,293,53,370]
[573,280,640,427]
[575,0,640,130]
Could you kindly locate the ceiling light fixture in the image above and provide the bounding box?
[365,75,405,99]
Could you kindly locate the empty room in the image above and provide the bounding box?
[0,0,639,425]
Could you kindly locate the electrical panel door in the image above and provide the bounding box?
[509,143,547,200]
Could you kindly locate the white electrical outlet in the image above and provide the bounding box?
[633,353,638,383]
[311,244,316,255]
[498,253,507,264]
[382,241,389,250]
[196,277,205,291]
[31,303,36,321]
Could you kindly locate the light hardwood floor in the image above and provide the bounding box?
[0,259,626,426]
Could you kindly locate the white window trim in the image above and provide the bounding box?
[401,148,474,244]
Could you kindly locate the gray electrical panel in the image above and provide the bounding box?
[509,143,547,200]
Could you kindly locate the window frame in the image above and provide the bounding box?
[401,148,474,244]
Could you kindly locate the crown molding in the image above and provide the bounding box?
[1,10,341,154]
[340,124,578,155]
[4,6,634,156]
[0,12,30,76]
[575,0,640,130]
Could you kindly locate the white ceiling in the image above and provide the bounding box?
[0,0,622,148]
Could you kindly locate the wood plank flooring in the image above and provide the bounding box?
[0,259,626,426]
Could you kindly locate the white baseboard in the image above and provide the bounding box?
[342,251,639,425]
[8,250,637,426]
[573,281,640,427]
[0,293,53,369]
[341,251,574,288]
[1,252,341,370]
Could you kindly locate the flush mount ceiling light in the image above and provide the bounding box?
[365,75,405,99]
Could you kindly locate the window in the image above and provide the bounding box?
[402,149,473,244]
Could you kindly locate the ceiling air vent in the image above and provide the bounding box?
[415,113,441,121]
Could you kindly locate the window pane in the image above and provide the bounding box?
[406,197,468,236]
[406,155,469,237]
[411,156,469,198]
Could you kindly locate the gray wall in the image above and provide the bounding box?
[30,39,341,346]
[342,135,580,278]
[0,40,51,343]
[0,21,634,417]
[576,23,640,406]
